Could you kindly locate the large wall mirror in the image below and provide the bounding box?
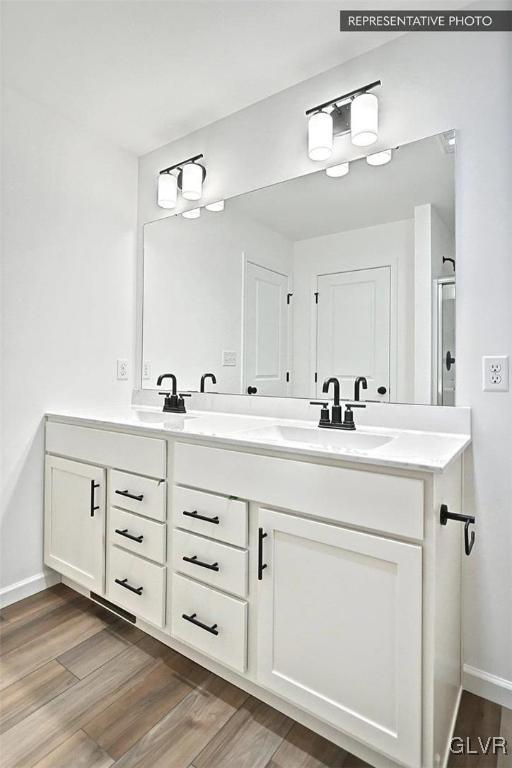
[142,132,456,405]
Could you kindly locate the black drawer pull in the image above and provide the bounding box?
[115,528,144,544]
[115,578,143,595]
[182,612,219,635]
[183,555,219,572]
[182,510,220,525]
[115,489,144,502]
[90,481,100,517]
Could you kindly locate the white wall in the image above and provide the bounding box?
[138,30,512,703]
[143,208,292,393]
[292,219,415,402]
[0,87,138,601]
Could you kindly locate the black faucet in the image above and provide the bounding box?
[354,376,368,402]
[200,373,217,393]
[322,377,342,425]
[156,373,190,413]
[309,376,366,430]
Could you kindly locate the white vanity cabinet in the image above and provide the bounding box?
[256,507,422,767]
[44,455,105,593]
[44,415,466,768]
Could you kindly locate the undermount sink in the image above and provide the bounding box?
[240,424,394,451]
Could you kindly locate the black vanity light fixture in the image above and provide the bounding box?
[306,80,381,162]
[157,153,207,209]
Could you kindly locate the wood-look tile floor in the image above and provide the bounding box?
[0,585,510,768]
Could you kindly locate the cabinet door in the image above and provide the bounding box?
[257,508,422,768]
[44,455,105,593]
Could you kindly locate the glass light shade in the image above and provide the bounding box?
[351,93,378,147]
[366,149,392,166]
[181,162,204,201]
[205,200,225,212]
[325,162,349,178]
[308,110,333,161]
[157,172,177,209]
[182,207,201,219]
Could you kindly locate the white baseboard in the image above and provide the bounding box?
[0,570,61,608]
[463,664,512,709]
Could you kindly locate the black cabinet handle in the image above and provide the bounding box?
[115,578,143,595]
[115,489,144,502]
[440,504,476,556]
[446,351,456,371]
[183,555,219,572]
[247,386,257,394]
[377,386,387,395]
[115,528,144,543]
[182,612,219,635]
[90,481,100,517]
[258,527,267,580]
[182,510,220,525]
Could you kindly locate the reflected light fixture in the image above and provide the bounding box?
[157,171,178,209]
[326,162,349,178]
[366,149,393,166]
[308,110,334,161]
[205,200,225,212]
[157,153,206,209]
[181,208,201,219]
[305,80,381,162]
[182,207,201,219]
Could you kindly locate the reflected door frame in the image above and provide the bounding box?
[433,276,456,406]
[310,263,399,402]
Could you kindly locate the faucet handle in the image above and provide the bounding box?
[345,403,366,409]
[309,401,330,426]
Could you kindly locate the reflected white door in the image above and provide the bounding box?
[316,266,391,401]
[244,261,289,396]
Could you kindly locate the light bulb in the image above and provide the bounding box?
[351,93,378,147]
[181,162,204,201]
[182,207,201,219]
[205,200,225,212]
[366,149,392,166]
[308,110,333,161]
[157,172,177,209]
[325,162,349,178]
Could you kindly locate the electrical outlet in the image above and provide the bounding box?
[482,355,509,392]
[142,361,151,380]
[222,350,237,367]
[117,359,129,380]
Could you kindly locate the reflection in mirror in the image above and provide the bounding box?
[142,132,455,405]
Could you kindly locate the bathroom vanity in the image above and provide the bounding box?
[43,406,470,768]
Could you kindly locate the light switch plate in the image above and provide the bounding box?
[222,350,237,367]
[482,355,509,391]
[117,359,129,380]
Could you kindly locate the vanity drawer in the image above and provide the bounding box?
[171,574,247,673]
[175,443,424,540]
[173,528,248,598]
[173,486,248,547]
[110,470,166,522]
[108,546,166,627]
[110,507,166,564]
[46,421,166,478]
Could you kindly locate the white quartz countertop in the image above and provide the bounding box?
[45,406,471,473]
